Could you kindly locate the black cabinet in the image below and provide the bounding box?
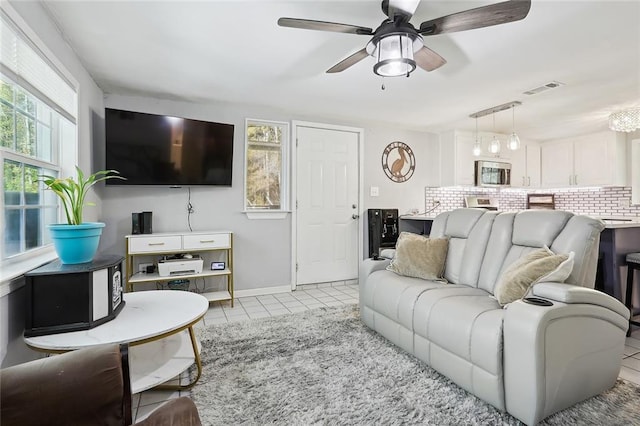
[25,255,125,337]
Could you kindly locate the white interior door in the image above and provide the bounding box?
[295,125,360,286]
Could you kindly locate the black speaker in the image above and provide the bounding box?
[141,211,153,234]
[131,212,141,234]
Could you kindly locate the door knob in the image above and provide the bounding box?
[352,214,360,219]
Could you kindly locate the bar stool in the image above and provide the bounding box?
[626,253,640,337]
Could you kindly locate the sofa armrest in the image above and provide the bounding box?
[531,282,630,319]
[503,293,628,425]
[360,257,391,279]
[136,397,202,426]
[1,344,130,426]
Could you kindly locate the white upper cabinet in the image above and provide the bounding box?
[541,131,627,187]
[510,142,541,187]
[440,130,511,186]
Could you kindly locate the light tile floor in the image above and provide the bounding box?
[132,283,640,422]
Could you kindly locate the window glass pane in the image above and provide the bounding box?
[0,78,14,103]
[15,111,35,156]
[15,87,35,115]
[3,208,22,257]
[42,207,56,243]
[246,122,283,210]
[0,102,14,149]
[4,159,22,205]
[41,168,59,205]
[37,102,51,125]
[37,121,52,161]
[24,164,39,205]
[25,207,42,250]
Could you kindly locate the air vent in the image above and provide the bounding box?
[523,81,565,96]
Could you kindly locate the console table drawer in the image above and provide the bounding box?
[183,233,230,250]
[129,235,182,253]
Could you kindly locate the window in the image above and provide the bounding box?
[244,119,289,217]
[0,8,77,274]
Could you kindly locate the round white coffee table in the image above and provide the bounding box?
[24,290,209,393]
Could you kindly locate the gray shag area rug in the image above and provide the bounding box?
[191,305,640,425]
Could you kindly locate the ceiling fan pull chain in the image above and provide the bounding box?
[381,77,386,91]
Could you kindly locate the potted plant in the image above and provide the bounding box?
[41,167,125,264]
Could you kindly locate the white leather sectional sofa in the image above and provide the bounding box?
[360,208,630,425]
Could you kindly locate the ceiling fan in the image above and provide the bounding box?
[278,0,532,77]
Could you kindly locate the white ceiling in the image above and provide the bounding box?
[42,0,640,141]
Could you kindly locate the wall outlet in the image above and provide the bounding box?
[370,186,379,197]
[139,262,153,273]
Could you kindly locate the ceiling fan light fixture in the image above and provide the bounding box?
[371,33,416,77]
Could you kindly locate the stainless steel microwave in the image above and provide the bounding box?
[474,160,511,187]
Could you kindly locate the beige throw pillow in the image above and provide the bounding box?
[386,232,448,281]
[494,247,574,306]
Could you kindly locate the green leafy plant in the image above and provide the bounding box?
[41,167,125,225]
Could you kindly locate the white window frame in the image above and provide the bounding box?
[0,4,78,288]
[243,118,290,220]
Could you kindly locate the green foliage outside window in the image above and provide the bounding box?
[246,124,283,209]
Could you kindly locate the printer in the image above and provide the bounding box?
[158,256,203,277]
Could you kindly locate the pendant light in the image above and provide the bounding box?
[507,106,521,150]
[472,116,481,156]
[489,113,501,155]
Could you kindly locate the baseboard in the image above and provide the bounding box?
[234,285,291,298]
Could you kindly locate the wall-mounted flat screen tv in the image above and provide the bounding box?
[105,108,234,186]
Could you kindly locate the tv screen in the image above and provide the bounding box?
[105,108,234,186]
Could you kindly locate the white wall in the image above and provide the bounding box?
[1,0,104,367]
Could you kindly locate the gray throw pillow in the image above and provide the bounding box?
[387,232,448,281]
[494,247,574,306]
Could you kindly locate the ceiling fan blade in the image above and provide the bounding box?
[278,18,373,35]
[414,46,447,72]
[326,48,370,73]
[419,0,531,35]
[386,0,421,21]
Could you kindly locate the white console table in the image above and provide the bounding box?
[125,231,233,306]
[24,290,208,393]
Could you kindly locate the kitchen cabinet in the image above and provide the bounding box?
[510,142,540,187]
[541,131,626,187]
[440,130,510,186]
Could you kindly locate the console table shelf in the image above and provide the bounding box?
[125,231,233,306]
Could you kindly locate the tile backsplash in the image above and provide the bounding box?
[424,186,640,218]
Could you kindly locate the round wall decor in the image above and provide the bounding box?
[381,141,415,183]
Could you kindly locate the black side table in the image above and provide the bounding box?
[25,255,125,337]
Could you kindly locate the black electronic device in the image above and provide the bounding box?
[105,108,234,186]
[367,208,399,258]
[131,212,141,234]
[131,211,153,234]
[141,211,153,234]
[24,255,125,337]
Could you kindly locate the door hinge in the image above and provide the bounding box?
[296,138,298,147]
[296,200,298,209]
[296,262,299,272]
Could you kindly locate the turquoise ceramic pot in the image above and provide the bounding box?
[48,222,105,264]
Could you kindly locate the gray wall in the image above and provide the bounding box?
[99,95,441,290]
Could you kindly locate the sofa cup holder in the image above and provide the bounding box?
[523,297,554,307]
